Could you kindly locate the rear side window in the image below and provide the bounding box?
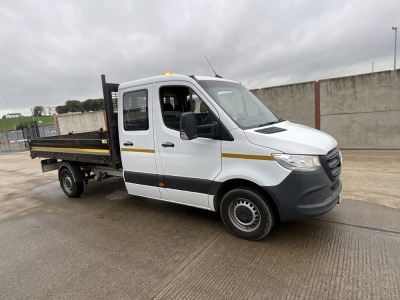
[123,90,148,131]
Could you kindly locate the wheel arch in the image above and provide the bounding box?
[213,178,281,222]
[58,162,85,182]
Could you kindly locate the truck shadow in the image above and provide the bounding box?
[77,177,343,246]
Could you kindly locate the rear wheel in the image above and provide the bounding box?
[59,168,84,198]
[220,188,274,240]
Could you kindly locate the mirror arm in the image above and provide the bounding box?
[197,122,219,139]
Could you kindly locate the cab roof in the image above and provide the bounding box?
[118,74,238,90]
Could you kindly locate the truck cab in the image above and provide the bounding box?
[117,74,342,240]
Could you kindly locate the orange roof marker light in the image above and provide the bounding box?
[162,71,176,75]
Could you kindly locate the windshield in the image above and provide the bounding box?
[197,80,279,129]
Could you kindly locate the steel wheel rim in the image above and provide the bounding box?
[228,198,260,232]
[63,175,73,193]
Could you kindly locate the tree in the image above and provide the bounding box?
[55,98,105,114]
[82,99,105,112]
[65,100,82,112]
[33,106,45,116]
[46,106,54,116]
[55,105,69,114]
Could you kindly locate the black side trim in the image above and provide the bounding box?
[124,171,219,195]
[124,171,158,187]
[164,175,213,194]
[209,181,222,196]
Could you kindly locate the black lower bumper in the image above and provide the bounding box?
[264,168,342,222]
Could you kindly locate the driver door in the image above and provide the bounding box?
[153,81,222,209]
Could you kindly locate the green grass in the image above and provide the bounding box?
[0,116,54,131]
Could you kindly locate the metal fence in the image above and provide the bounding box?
[0,124,58,153]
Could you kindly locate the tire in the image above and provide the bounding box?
[220,188,275,240]
[59,168,84,198]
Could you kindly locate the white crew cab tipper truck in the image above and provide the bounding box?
[29,74,342,240]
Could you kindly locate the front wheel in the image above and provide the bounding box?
[220,188,275,240]
[59,168,84,198]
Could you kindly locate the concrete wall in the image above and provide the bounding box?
[251,70,400,149]
[320,70,400,149]
[252,81,315,128]
[56,111,107,135]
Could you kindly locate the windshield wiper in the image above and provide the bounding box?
[258,119,285,127]
[258,121,278,127]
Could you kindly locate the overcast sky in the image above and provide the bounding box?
[0,0,399,117]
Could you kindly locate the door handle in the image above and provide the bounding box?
[123,141,133,146]
[162,142,175,148]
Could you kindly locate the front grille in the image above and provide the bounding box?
[320,148,341,181]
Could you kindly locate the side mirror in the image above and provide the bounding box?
[197,121,219,139]
[180,112,198,140]
[180,112,220,140]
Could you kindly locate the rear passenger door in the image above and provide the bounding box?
[118,84,161,200]
[153,81,222,209]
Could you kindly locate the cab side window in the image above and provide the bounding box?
[123,89,148,131]
[160,86,208,130]
[159,86,214,131]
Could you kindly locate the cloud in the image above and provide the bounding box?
[0,0,398,116]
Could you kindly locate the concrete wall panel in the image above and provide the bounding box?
[252,81,315,126]
[287,116,315,129]
[321,110,400,149]
[320,70,400,115]
[56,111,106,135]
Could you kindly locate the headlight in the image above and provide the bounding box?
[272,154,321,171]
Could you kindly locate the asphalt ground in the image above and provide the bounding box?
[0,150,399,299]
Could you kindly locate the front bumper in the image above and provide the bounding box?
[264,168,342,222]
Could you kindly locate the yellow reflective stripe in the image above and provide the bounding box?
[31,146,109,154]
[121,148,155,153]
[221,153,274,161]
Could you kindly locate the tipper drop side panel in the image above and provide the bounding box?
[29,75,122,168]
